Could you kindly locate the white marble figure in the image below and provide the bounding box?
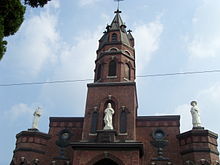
[32,107,42,129]
[103,103,115,130]
[190,101,202,128]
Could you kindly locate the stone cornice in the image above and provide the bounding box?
[177,129,218,139]
[16,131,51,140]
[71,142,144,157]
[87,81,136,87]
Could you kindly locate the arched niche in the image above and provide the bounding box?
[100,96,118,130]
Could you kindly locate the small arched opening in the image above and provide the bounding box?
[120,110,127,133]
[90,111,99,134]
[112,33,118,42]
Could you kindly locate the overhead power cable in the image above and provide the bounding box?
[0,79,93,87]
[1,69,220,87]
[137,69,220,77]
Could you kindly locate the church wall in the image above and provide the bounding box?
[46,117,84,162]
[136,116,182,165]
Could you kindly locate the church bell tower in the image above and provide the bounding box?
[82,9,138,141]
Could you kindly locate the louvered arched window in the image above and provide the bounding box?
[108,60,117,76]
[112,33,117,42]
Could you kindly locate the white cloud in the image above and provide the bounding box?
[188,0,220,59]
[198,83,220,102]
[39,27,103,116]
[54,28,102,80]
[3,103,33,122]
[196,83,220,148]
[10,6,60,77]
[171,82,220,134]
[48,0,60,9]
[154,104,192,133]
[79,0,101,6]
[174,104,192,133]
[133,18,163,74]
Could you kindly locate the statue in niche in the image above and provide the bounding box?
[190,101,202,128]
[32,107,42,129]
[103,103,115,130]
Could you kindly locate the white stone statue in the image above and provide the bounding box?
[32,107,42,129]
[190,101,202,128]
[103,103,115,130]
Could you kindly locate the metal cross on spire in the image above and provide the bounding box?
[114,0,124,11]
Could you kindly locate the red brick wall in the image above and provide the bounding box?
[177,129,220,164]
[72,150,140,165]
[82,83,137,141]
[136,116,182,165]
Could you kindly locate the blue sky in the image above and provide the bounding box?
[1,0,220,164]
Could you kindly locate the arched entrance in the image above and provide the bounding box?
[93,158,118,165]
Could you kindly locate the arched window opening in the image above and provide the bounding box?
[96,64,101,80]
[90,111,99,134]
[120,110,127,133]
[124,63,131,80]
[112,33,117,42]
[108,60,117,76]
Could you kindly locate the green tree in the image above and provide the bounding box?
[0,0,50,60]
[24,0,51,8]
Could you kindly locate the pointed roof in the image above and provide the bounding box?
[109,10,124,31]
[98,10,134,50]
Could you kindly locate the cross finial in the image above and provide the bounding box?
[114,0,124,11]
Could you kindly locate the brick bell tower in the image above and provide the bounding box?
[71,9,144,164]
[82,9,137,141]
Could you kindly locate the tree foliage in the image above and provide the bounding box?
[24,0,51,8]
[0,18,7,59]
[0,0,50,60]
